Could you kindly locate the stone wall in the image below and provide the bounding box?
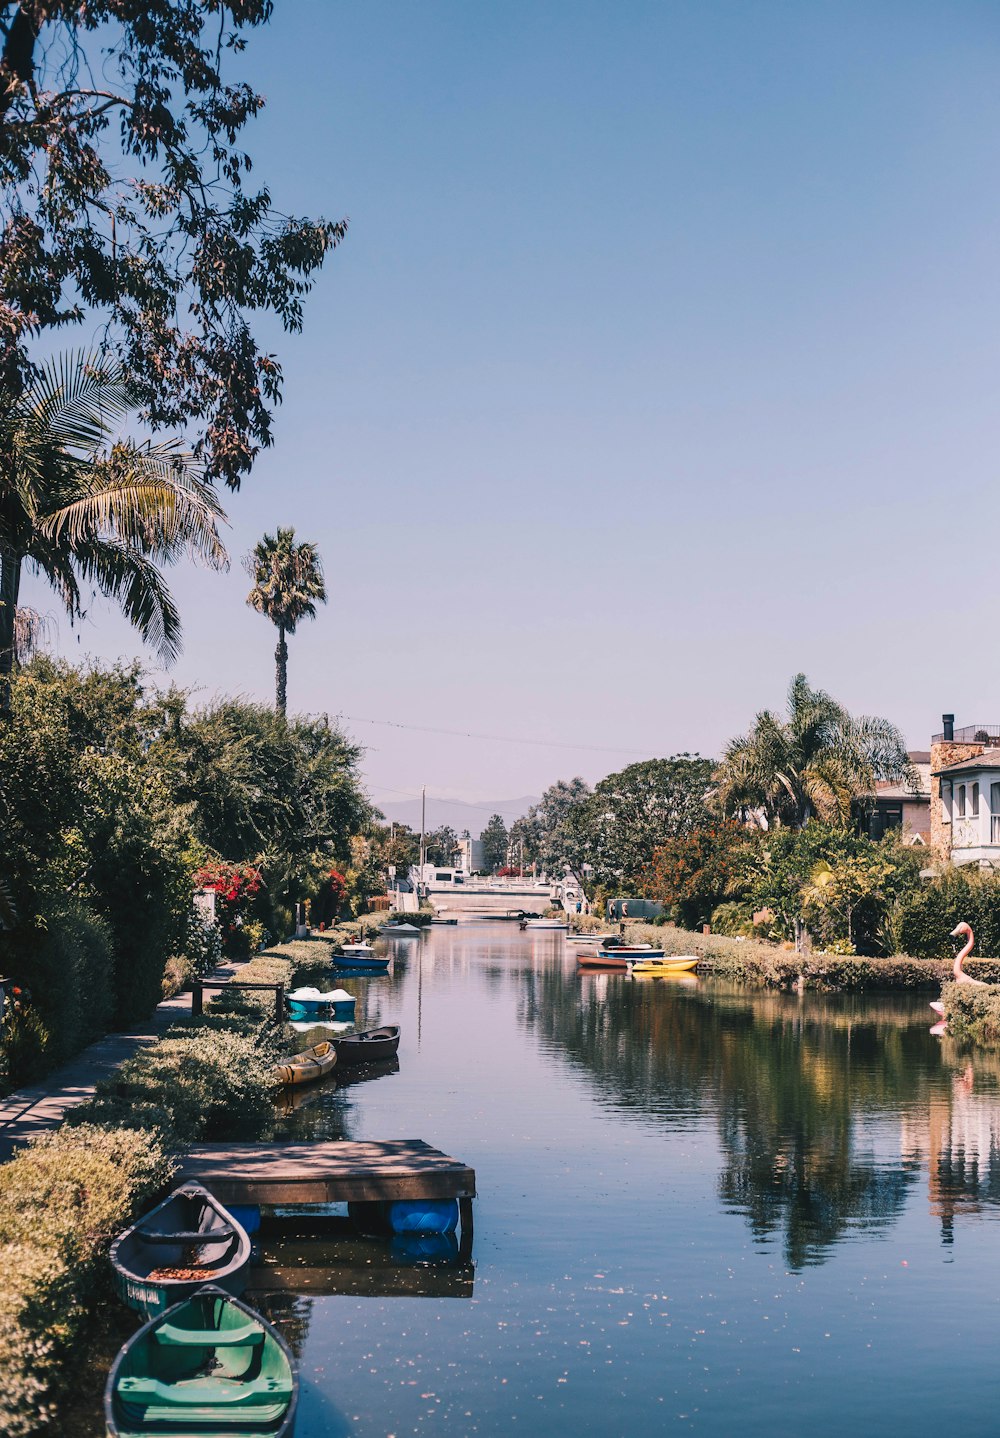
[930,740,986,855]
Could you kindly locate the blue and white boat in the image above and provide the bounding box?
[286,986,356,1014]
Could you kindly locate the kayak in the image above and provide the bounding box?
[271,1040,337,1087]
[630,956,699,976]
[104,1286,297,1437]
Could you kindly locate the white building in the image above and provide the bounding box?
[935,748,1000,866]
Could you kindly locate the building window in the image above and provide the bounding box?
[957,785,967,817]
[869,805,902,841]
[942,781,952,823]
[972,783,980,817]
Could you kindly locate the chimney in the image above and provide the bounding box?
[942,714,955,742]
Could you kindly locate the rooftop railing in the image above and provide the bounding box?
[933,724,1000,744]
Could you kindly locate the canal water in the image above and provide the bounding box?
[242,924,1000,1437]
[91,924,1000,1436]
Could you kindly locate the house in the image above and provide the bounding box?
[866,751,931,844]
[930,715,1000,866]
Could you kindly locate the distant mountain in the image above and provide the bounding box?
[374,793,540,835]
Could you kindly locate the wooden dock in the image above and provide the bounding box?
[178,1139,476,1254]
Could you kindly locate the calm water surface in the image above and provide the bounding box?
[130,926,1000,1434]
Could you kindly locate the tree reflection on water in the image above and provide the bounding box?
[521,964,1000,1268]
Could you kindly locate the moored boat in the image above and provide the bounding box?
[110,1183,251,1319]
[333,1025,401,1065]
[596,944,664,960]
[630,956,698,976]
[577,952,629,971]
[335,946,391,972]
[286,986,355,1014]
[105,1286,297,1438]
[525,918,569,930]
[271,1040,337,1087]
[379,922,421,936]
[567,932,615,946]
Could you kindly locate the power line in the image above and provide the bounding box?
[341,712,650,757]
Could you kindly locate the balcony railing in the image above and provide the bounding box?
[933,724,1000,744]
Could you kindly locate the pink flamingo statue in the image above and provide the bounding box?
[930,921,985,1018]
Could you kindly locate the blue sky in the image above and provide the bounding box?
[23,1,1000,820]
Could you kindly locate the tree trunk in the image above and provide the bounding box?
[275,624,288,717]
[0,547,22,718]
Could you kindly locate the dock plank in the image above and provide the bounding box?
[178,1139,477,1206]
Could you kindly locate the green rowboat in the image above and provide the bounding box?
[104,1286,297,1437]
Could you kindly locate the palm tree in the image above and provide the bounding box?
[245,527,326,716]
[0,351,228,711]
[714,673,915,829]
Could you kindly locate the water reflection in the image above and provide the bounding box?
[521,961,1000,1266]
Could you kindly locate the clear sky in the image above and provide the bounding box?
[22,0,1000,818]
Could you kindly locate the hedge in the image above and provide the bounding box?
[610,921,1000,991]
[940,983,1000,1045]
[0,1126,173,1438]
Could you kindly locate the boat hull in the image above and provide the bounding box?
[110,1184,251,1320]
[596,946,665,960]
[105,1286,297,1438]
[335,955,391,972]
[334,1025,401,1065]
[630,957,698,975]
[271,1040,338,1087]
[577,953,629,971]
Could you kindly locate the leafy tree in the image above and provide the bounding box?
[640,822,754,929]
[245,527,326,716]
[0,1,343,487]
[566,756,715,891]
[155,697,370,883]
[0,351,227,709]
[480,813,508,873]
[369,822,420,878]
[424,825,458,866]
[714,673,914,829]
[520,778,591,877]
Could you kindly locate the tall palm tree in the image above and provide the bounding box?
[0,351,228,711]
[245,527,326,716]
[714,673,915,829]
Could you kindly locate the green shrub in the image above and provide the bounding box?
[0,1125,172,1438]
[27,900,113,1064]
[941,982,1000,1044]
[1,1006,52,1090]
[897,867,1000,959]
[710,901,754,936]
[66,1021,280,1144]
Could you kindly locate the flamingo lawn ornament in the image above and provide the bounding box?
[930,922,985,1018]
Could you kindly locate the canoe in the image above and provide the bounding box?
[333,1025,401,1065]
[105,1286,297,1438]
[630,956,698,976]
[286,986,355,1013]
[110,1183,251,1319]
[271,1040,337,1087]
[335,952,391,973]
[577,952,629,971]
[596,945,664,960]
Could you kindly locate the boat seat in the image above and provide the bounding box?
[118,1375,291,1407]
[153,1321,265,1347]
[137,1227,235,1243]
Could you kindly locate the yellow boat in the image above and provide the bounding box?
[270,1040,337,1087]
[630,956,699,976]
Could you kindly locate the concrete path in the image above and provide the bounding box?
[0,962,239,1161]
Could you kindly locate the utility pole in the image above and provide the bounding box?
[419,785,426,873]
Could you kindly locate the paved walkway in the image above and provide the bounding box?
[0,962,239,1161]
